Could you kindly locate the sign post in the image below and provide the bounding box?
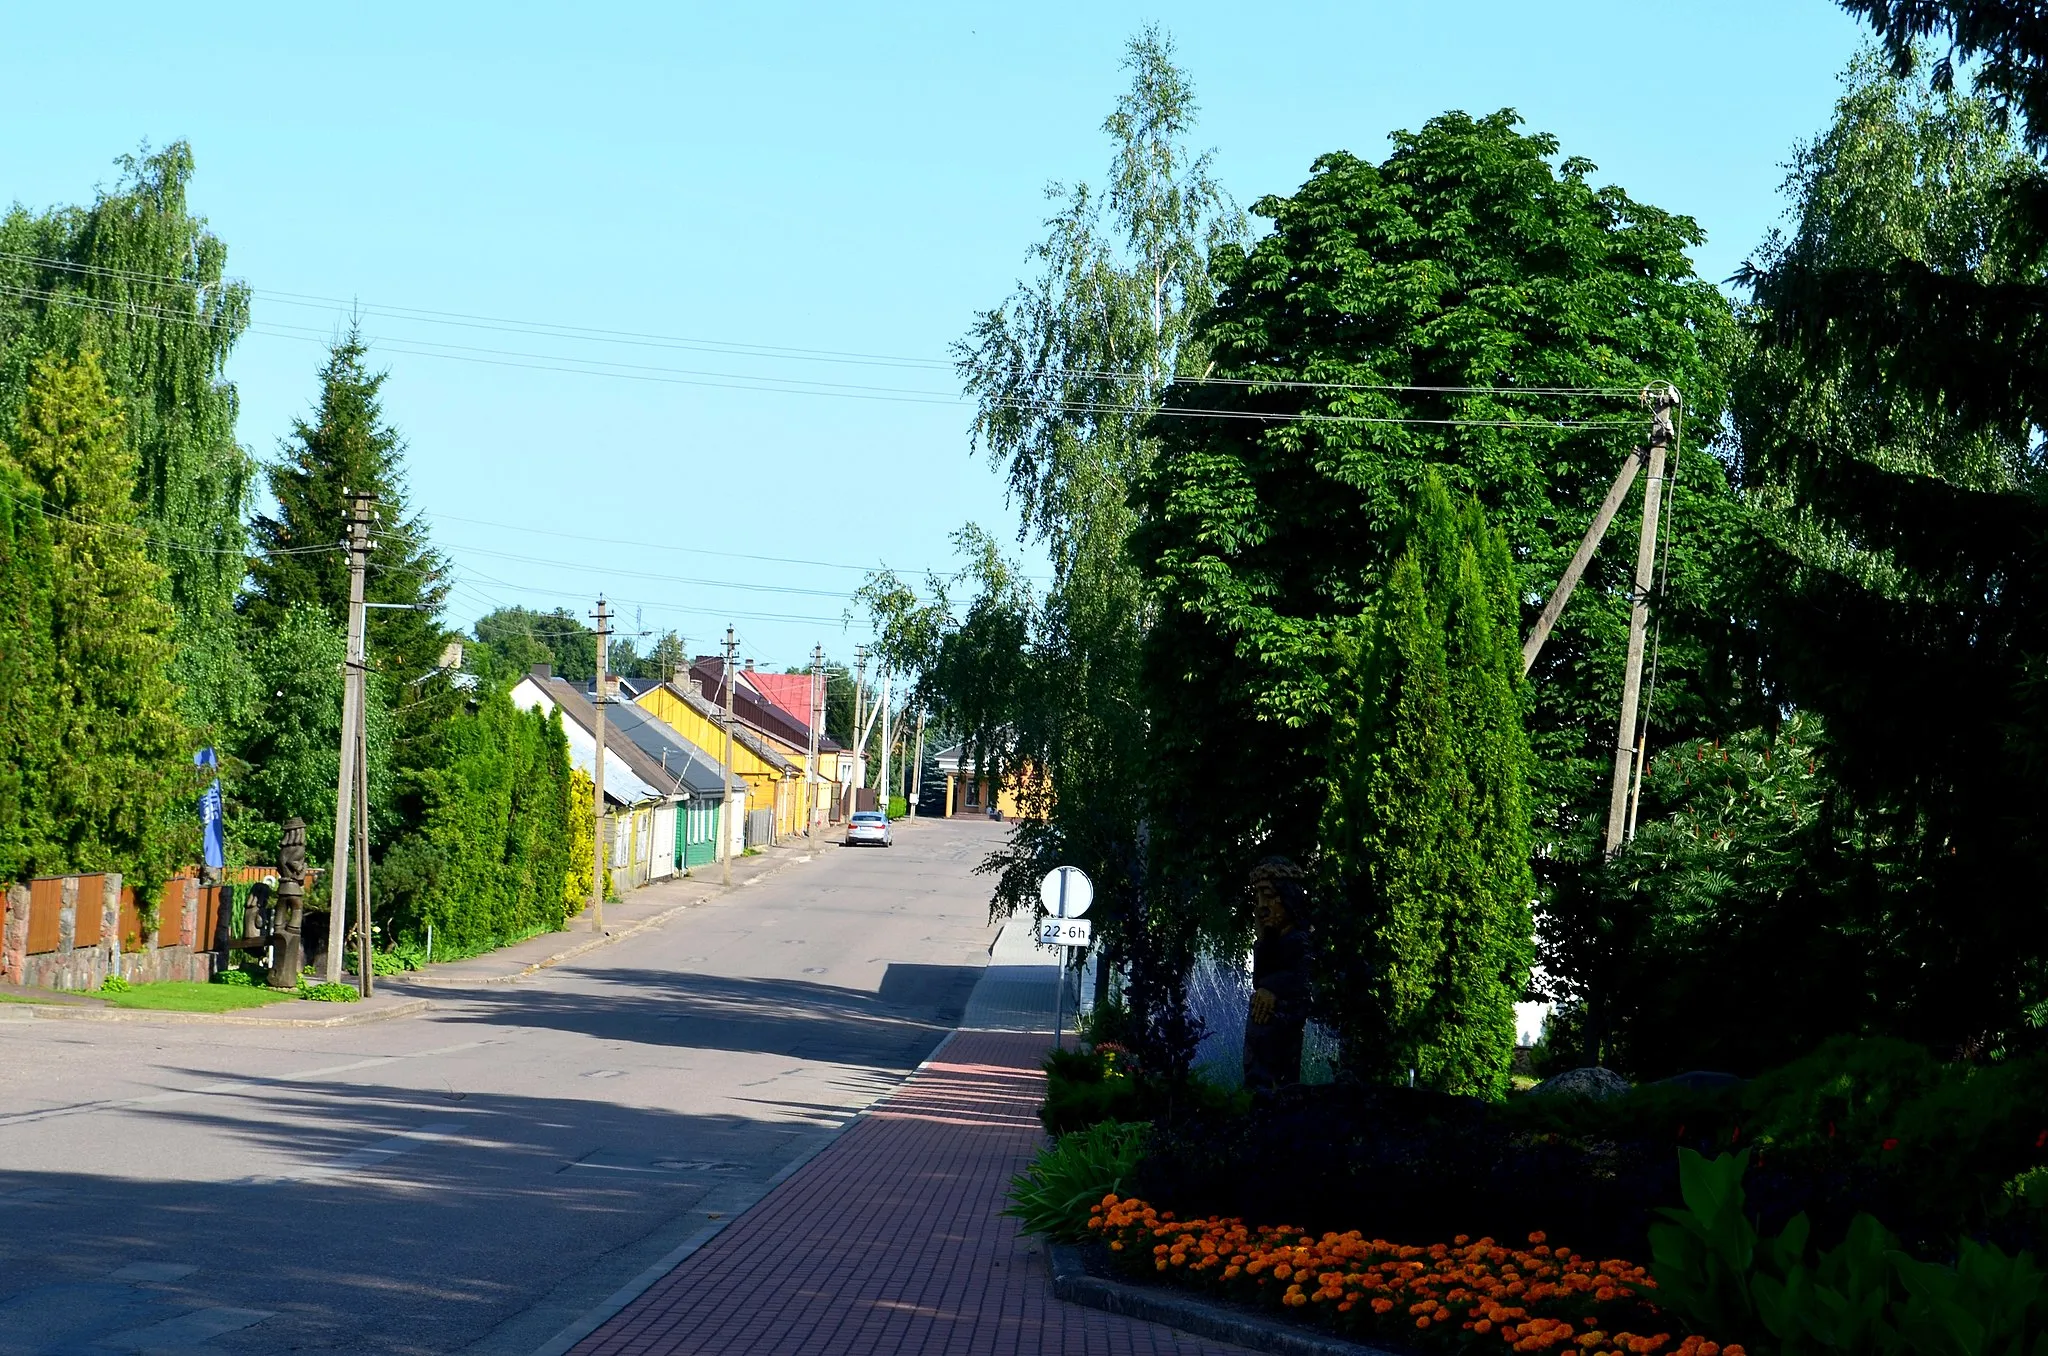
[1038,867,1094,1051]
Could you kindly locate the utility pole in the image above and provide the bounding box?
[590,597,610,932]
[720,627,737,884]
[325,491,374,985]
[851,645,869,800]
[908,706,925,818]
[878,670,892,817]
[353,705,374,995]
[1603,387,1680,856]
[806,644,823,840]
[1522,450,1645,677]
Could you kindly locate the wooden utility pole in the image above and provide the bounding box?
[1522,450,1645,677]
[908,706,925,818]
[325,491,374,984]
[878,670,893,815]
[721,626,737,885]
[590,597,610,932]
[805,644,823,840]
[851,645,869,801]
[1603,387,1680,856]
[354,706,374,995]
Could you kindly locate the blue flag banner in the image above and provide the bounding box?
[195,747,225,870]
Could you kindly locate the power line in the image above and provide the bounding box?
[0,251,1656,398]
[416,507,1051,581]
[0,272,1654,421]
[0,484,341,558]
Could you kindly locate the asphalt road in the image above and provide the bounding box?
[0,818,1012,1356]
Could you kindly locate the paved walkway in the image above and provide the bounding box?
[566,1026,1250,1356]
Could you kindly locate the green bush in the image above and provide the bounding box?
[212,966,256,987]
[1652,1147,2048,1353]
[344,949,407,977]
[886,795,907,819]
[98,973,130,994]
[1005,1119,1151,1242]
[1500,1036,2048,1248]
[1041,1046,1246,1136]
[299,982,360,1003]
[1043,1047,1147,1133]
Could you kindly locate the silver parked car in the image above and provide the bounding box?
[843,811,892,847]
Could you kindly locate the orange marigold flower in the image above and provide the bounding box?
[1372,1297,1394,1314]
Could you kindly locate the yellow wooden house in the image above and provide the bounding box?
[634,679,803,842]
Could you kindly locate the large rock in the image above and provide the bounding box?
[1527,1066,1632,1101]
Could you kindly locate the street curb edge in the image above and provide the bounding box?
[1047,1245,1399,1356]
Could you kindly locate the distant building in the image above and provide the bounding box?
[933,741,1041,819]
[511,668,691,890]
[687,659,846,830]
[630,675,804,846]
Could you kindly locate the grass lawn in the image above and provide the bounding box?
[90,981,299,1013]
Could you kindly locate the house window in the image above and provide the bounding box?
[965,779,980,808]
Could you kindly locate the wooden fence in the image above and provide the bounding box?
[1,865,291,990]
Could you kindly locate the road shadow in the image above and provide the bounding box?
[418,964,984,1070]
[0,1070,887,1355]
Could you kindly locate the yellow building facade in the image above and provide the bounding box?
[634,683,802,839]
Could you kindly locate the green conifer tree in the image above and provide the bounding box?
[0,456,56,882]
[2,352,189,889]
[1319,474,1532,1096]
[0,144,256,740]
[245,328,449,689]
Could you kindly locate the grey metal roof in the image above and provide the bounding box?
[603,700,743,799]
[647,680,802,776]
[527,671,687,801]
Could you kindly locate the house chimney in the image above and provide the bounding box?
[745,658,754,672]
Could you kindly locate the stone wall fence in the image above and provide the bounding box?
[0,869,253,990]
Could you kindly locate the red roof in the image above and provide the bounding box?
[747,671,816,724]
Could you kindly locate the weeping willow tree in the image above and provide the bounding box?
[0,142,255,740]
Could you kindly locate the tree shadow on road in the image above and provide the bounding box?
[419,964,983,1069]
[0,1068,888,1355]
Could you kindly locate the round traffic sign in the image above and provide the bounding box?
[1038,866,1094,918]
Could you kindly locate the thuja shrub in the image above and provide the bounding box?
[379,690,576,953]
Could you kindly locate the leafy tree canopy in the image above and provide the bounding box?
[474,605,596,682]
[1133,108,1748,926]
[0,142,255,736]
[1731,41,2048,1048]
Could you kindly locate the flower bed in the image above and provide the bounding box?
[1088,1195,1744,1356]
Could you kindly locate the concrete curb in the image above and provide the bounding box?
[2,995,434,1028]
[398,849,821,990]
[1047,1245,1397,1356]
[526,1029,963,1356]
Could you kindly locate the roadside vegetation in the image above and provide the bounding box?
[965,3,2048,1350]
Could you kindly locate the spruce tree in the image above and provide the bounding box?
[246,328,449,689]
[1319,473,1532,1096]
[2,352,189,890]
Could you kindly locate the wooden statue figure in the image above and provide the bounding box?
[269,817,308,989]
[1244,856,1313,1098]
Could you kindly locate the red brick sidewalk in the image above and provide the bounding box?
[568,1029,1251,1355]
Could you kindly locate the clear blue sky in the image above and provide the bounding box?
[1,1,1871,670]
